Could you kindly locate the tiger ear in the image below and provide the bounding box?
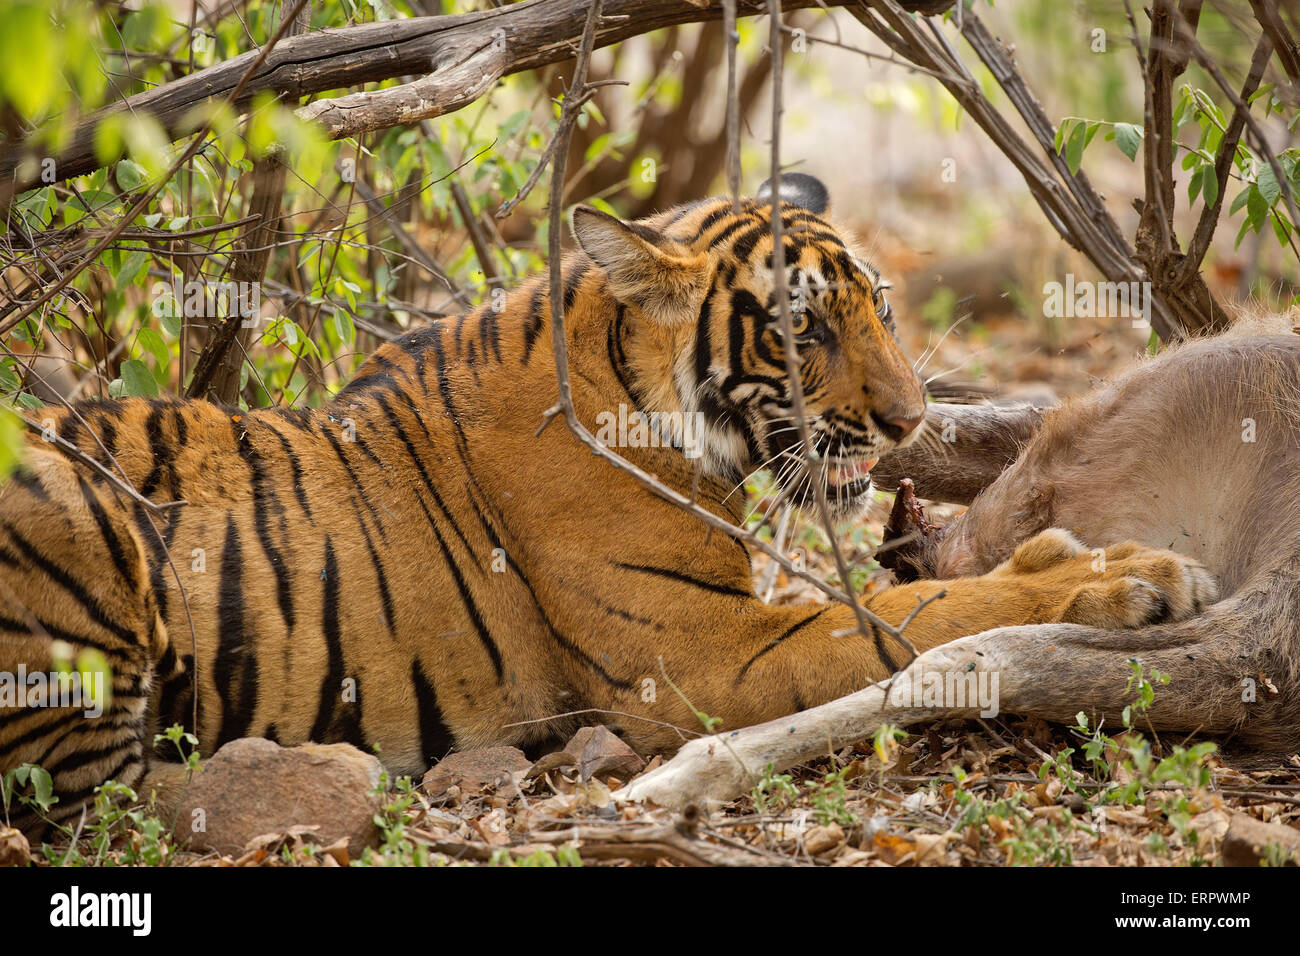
[571,205,711,324]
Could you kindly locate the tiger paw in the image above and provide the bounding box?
[993,530,1216,629]
[1003,529,1218,628]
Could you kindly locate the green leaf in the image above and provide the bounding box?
[1248,181,1269,226]
[114,160,148,192]
[1187,166,1203,204]
[1272,211,1292,248]
[119,359,159,397]
[331,308,355,345]
[28,765,55,812]
[1249,83,1276,105]
[498,109,530,141]
[1229,186,1253,216]
[0,4,56,118]
[114,251,147,289]
[1258,163,1282,206]
[1202,167,1219,207]
[1065,121,1087,175]
[1053,118,1072,154]
[137,327,169,373]
[1235,217,1252,250]
[1112,122,1143,162]
[0,407,25,484]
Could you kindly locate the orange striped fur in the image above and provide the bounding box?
[0,178,1209,831]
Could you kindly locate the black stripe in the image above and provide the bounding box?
[480,301,502,364]
[729,224,767,262]
[512,570,636,691]
[394,325,438,389]
[172,405,188,447]
[96,417,119,469]
[692,291,714,393]
[321,424,387,542]
[613,561,752,598]
[264,420,314,521]
[355,503,397,638]
[373,398,503,681]
[46,736,140,777]
[215,513,258,744]
[350,429,384,465]
[153,658,194,737]
[607,304,641,406]
[707,216,753,249]
[6,468,51,503]
[562,262,588,314]
[692,202,742,240]
[419,495,503,682]
[310,536,346,741]
[130,503,174,623]
[233,418,296,632]
[76,476,136,594]
[44,747,142,807]
[139,403,178,500]
[522,284,546,364]
[0,704,85,752]
[870,620,901,674]
[736,608,827,683]
[0,611,131,667]
[373,393,480,570]
[1,524,136,645]
[411,659,455,765]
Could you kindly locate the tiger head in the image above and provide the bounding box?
[571,173,925,519]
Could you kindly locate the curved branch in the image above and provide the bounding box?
[0,0,856,199]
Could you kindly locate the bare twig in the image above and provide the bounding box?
[724,0,743,212]
[0,0,313,337]
[1182,33,1274,280]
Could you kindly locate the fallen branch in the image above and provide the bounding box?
[0,0,860,199]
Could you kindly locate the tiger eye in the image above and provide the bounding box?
[789,311,810,335]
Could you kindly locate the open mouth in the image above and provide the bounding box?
[825,457,879,488]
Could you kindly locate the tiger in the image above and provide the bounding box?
[0,173,1213,833]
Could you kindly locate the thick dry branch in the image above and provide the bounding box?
[0,0,857,197]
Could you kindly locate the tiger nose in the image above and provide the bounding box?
[871,408,925,442]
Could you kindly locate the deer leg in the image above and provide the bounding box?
[873,402,1047,504]
[618,598,1282,809]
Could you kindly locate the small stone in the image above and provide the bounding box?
[422,746,531,798]
[804,823,845,855]
[0,826,31,867]
[563,726,645,782]
[173,738,385,857]
[1221,812,1300,866]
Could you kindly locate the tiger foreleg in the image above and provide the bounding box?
[618,600,1264,810]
